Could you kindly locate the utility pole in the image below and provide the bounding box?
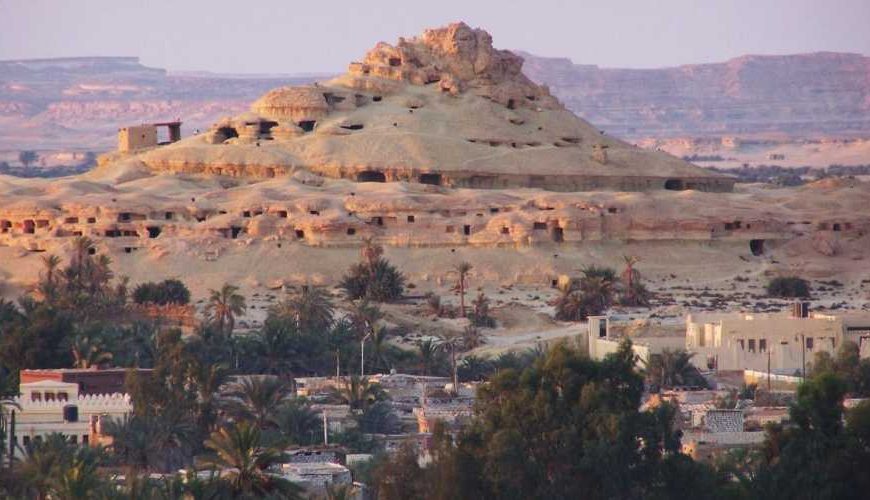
[361,332,372,377]
[767,349,772,392]
[323,411,328,445]
[801,334,806,380]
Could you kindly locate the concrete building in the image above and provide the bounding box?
[2,378,132,458]
[685,305,870,372]
[586,316,685,366]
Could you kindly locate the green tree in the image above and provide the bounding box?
[270,286,334,335]
[328,376,387,411]
[19,150,38,169]
[199,421,303,499]
[205,284,247,335]
[645,349,706,390]
[453,262,473,318]
[766,276,810,298]
[341,237,405,302]
[221,377,293,430]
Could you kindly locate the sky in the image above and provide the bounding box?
[1,0,868,74]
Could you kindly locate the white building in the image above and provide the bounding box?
[685,307,870,372]
[3,379,132,457]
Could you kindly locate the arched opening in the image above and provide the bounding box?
[419,173,442,186]
[506,99,516,110]
[298,120,316,132]
[664,179,685,191]
[357,171,386,183]
[750,239,765,256]
[832,223,842,231]
[146,227,161,238]
[258,121,278,136]
[215,126,239,142]
[552,227,564,243]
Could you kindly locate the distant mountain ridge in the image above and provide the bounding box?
[517,51,870,138]
[0,56,319,151]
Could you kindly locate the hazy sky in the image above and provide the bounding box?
[1,0,868,74]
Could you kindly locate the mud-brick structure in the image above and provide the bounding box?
[118,121,182,152]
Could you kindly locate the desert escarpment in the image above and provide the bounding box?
[519,51,870,139]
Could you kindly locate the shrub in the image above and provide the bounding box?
[767,276,810,298]
[132,279,191,305]
[340,258,405,302]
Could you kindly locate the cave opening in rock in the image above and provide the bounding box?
[552,227,564,242]
[216,126,239,142]
[664,179,685,191]
[357,171,386,183]
[23,220,35,234]
[419,173,442,186]
[407,215,415,223]
[230,226,242,239]
[372,96,383,102]
[298,120,316,132]
[750,239,765,256]
[833,223,842,231]
[146,226,161,238]
[388,57,402,67]
[277,210,288,218]
[258,121,278,136]
[463,225,471,236]
[347,228,356,235]
[533,222,547,230]
[340,123,364,131]
[507,99,516,110]
[295,229,305,239]
[164,212,174,220]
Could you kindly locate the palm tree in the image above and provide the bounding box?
[199,421,303,499]
[348,300,382,340]
[452,262,473,317]
[205,284,247,335]
[189,360,229,434]
[70,333,113,369]
[462,325,484,350]
[37,254,61,304]
[437,332,461,395]
[368,326,393,374]
[328,376,386,411]
[579,274,615,316]
[645,349,701,389]
[552,278,586,321]
[222,377,293,429]
[360,236,383,271]
[458,355,493,382]
[271,286,334,334]
[271,400,322,446]
[418,339,441,376]
[620,255,650,307]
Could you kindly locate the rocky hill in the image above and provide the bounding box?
[518,51,870,139]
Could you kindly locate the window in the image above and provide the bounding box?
[501,227,510,235]
[759,339,767,353]
[737,339,745,351]
[70,435,78,444]
[31,392,42,402]
[748,339,756,353]
[23,436,30,447]
[446,226,455,233]
[44,392,56,402]
[82,435,89,445]
[806,337,814,350]
[407,215,415,223]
